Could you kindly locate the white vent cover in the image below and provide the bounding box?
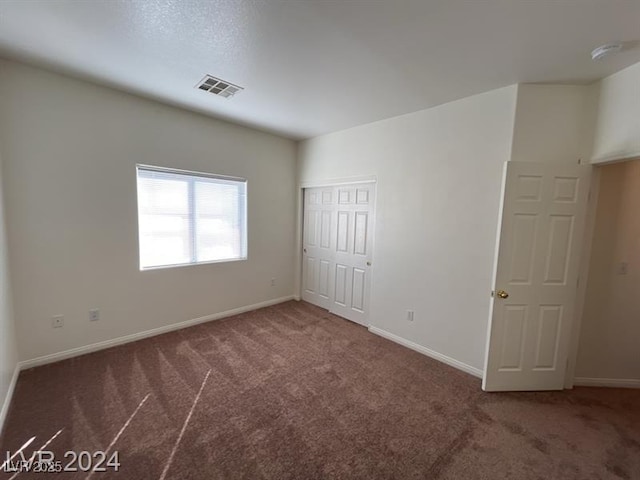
[195,75,243,98]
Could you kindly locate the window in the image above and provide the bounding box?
[136,165,247,269]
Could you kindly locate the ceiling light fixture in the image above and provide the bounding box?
[591,42,624,61]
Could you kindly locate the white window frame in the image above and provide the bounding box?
[136,164,248,270]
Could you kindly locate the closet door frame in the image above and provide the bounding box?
[296,176,377,326]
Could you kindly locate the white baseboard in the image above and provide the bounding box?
[573,377,640,389]
[0,363,20,436]
[19,295,296,371]
[368,326,483,379]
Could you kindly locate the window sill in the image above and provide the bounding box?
[140,257,248,271]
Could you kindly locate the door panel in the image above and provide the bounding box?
[301,183,375,325]
[499,305,526,370]
[483,162,591,391]
[356,187,370,204]
[534,305,562,369]
[509,214,537,283]
[301,188,334,309]
[320,211,331,248]
[304,257,316,295]
[305,210,318,246]
[338,189,351,204]
[335,264,349,306]
[354,212,369,255]
[318,260,330,300]
[543,215,573,284]
[351,268,366,312]
[336,212,349,252]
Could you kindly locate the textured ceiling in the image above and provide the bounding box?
[0,0,639,139]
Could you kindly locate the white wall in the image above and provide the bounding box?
[510,84,593,165]
[0,59,297,362]
[591,61,640,163]
[0,148,18,432]
[298,85,518,372]
[576,160,640,382]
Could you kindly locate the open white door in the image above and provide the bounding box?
[302,183,375,326]
[483,162,591,392]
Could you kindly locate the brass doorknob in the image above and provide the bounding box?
[496,290,509,299]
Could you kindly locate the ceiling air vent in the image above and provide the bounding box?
[195,75,243,98]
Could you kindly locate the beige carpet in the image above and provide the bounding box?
[1,301,638,479]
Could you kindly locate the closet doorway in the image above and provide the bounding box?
[301,182,376,326]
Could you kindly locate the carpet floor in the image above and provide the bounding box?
[1,301,638,479]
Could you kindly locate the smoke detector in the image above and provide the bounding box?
[195,75,243,98]
[591,43,624,60]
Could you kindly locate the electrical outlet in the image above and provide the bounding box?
[52,315,64,328]
[271,277,276,287]
[89,309,100,321]
[407,310,414,322]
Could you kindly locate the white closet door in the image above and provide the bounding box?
[329,184,375,325]
[301,183,375,326]
[302,187,335,310]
